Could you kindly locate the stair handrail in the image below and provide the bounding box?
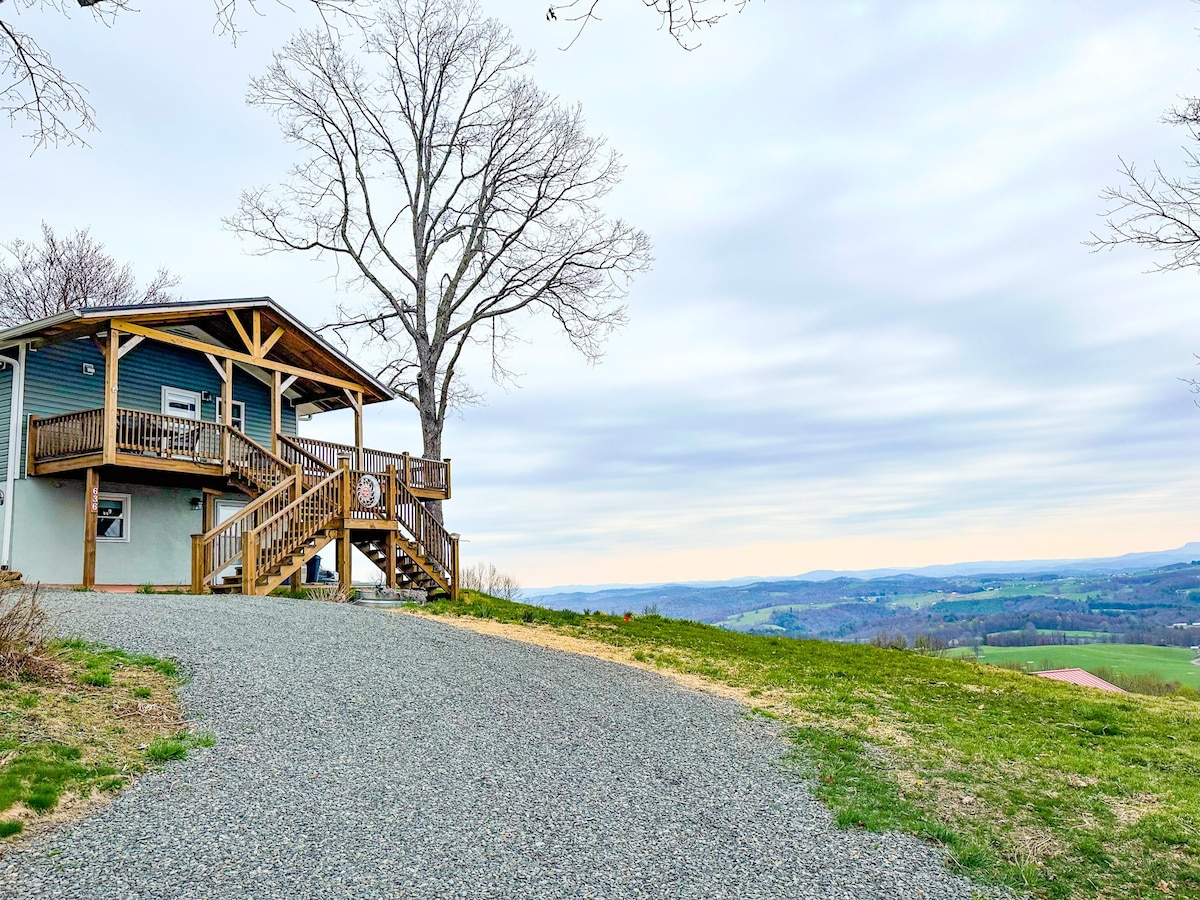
[190,474,299,593]
[392,476,455,588]
[243,468,345,589]
[277,434,334,485]
[226,429,292,491]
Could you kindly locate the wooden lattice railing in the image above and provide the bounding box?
[30,409,104,460]
[114,409,224,463]
[243,468,345,589]
[287,435,449,496]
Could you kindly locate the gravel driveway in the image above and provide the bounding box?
[1,591,995,899]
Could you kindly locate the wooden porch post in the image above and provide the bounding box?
[353,390,363,468]
[220,357,233,473]
[102,328,119,463]
[337,530,352,598]
[289,463,303,590]
[337,455,352,596]
[270,369,281,455]
[384,464,398,589]
[83,468,98,590]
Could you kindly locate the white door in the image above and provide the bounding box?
[161,386,202,419]
[215,500,247,583]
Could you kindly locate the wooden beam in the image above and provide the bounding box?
[270,369,281,454]
[279,374,298,394]
[252,310,262,355]
[112,319,369,394]
[353,391,363,455]
[259,326,285,358]
[103,327,119,463]
[226,311,253,352]
[116,334,144,360]
[205,353,227,381]
[221,358,233,426]
[83,468,98,590]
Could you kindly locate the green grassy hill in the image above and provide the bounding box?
[958,643,1200,686]
[419,593,1200,900]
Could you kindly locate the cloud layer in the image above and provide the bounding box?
[4,1,1200,586]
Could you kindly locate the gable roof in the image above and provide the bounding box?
[0,297,393,414]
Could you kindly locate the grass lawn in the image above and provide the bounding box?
[969,644,1200,687]
[417,593,1200,900]
[0,637,207,840]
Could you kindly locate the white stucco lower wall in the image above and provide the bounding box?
[11,477,240,586]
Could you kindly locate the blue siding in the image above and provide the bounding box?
[21,338,298,458]
[0,362,11,476]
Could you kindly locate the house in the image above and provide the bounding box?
[0,297,457,599]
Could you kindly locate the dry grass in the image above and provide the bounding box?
[0,616,189,845]
[306,584,350,604]
[0,586,57,682]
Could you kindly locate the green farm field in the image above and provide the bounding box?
[968,643,1200,686]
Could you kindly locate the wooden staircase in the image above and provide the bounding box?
[353,535,451,599]
[191,430,458,600]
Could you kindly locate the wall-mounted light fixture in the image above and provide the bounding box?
[81,363,95,376]
[189,497,203,510]
[201,391,213,403]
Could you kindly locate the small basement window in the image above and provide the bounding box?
[97,493,131,542]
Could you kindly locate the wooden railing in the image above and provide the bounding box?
[227,429,291,491]
[190,474,299,593]
[30,409,104,459]
[243,468,344,589]
[287,435,449,496]
[392,475,456,585]
[277,434,334,486]
[115,409,224,464]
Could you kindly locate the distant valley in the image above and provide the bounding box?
[530,544,1200,649]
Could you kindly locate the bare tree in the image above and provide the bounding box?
[460,561,521,601]
[0,0,363,149]
[546,0,751,49]
[1089,96,1200,398]
[228,0,651,472]
[0,222,178,327]
[1089,99,1200,271]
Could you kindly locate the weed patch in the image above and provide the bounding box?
[0,605,190,842]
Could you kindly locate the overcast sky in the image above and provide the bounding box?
[5,1,1200,588]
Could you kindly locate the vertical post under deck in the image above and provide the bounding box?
[82,468,98,589]
[337,531,352,598]
[102,328,119,463]
[384,464,398,589]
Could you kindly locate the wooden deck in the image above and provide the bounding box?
[27,407,450,500]
[29,407,459,600]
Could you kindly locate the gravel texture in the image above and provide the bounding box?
[2,591,997,899]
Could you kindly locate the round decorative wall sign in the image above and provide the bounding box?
[356,474,382,509]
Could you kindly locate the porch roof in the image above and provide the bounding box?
[0,297,394,414]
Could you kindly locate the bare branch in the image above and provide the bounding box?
[547,0,750,50]
[0,0,367,150]
[230,0,652,467]
[0,222,180,327]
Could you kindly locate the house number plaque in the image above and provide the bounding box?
[90,485,98,513]
[356,474,381,509]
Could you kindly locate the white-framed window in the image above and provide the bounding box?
[216,399,246,433]
[161,386,201,420]
[97,492,131,542]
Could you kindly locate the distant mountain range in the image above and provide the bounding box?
[524,542,1200,600]
[522,543,1200,646]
